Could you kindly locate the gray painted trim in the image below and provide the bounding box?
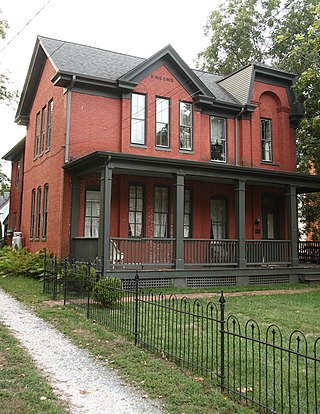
[102,163,113,274]
[70,177,80,257]
[235,180,246,268]
[286,185,299,266]
[175,174,185,269]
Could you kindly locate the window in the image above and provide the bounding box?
[260,118,272,162]
[84,190,100,237]
[30,189,36,239]
[46,100,53,151]
[34,112,40,158]
[39,106,46,154]
[131,93,146,145]
[42,184,49,239]
[155,97,169,148]
[184,188,192,238]
[210,117,227,162]
[15,160,21,186]
[179,102,193,150]
[13,212,17,231]
[128,185,144,237]
[210,198,227,239]
[154,187,169,237]
[35,186,42,239]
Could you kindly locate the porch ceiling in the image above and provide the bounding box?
[63,151,320,192]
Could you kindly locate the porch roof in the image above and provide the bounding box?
[63,151,320,193]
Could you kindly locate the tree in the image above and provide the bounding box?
[0,164,10,195]
[0,9,16,103]
[197,0,317,76]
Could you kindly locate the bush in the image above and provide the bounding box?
[0,247,45,279]
[92,277,123,307]
[66,261,97,292]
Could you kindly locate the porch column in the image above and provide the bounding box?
[70,176,80,257]
[286,185,299,266]
[235,179,246,268]
[100,162,113,275]
[175,173,185,269]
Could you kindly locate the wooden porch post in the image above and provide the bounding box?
[286,185,299,266]
[235,179,246,268]
[100,162,113,275]
[175,172,185,269]
[70,176,80,257]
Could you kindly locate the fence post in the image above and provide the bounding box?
[63,258,68,306]
[53,257,58,300]
[134,270,139,346]
[43,250,47,294]
[219,291,226,392]
[86,262,91,319]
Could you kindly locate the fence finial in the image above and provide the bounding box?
[219,290,226,304]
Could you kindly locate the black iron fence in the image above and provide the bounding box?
[44,257,320,414]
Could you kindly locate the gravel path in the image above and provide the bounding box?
[0,288,164,414]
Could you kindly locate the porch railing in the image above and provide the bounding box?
[298,241,320,263]
[184,239,238,266]
[111,237,175,268]
[246,240,291,266]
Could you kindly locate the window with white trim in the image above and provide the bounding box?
[39,106,46,155]
[154,187,169,237]
[210,117,227,162]
[131,93,146,145]
[260,118,273,162]
[155,97,169,148]
[128,185,144,237]
[46,100,53,151]
[179,102,193,150]
[84,190,100,237]
[34,112,40,158]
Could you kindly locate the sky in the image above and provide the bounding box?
[0,0,220,177]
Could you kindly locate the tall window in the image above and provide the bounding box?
[39,106,46,154]
[35,186,42,239]
[179,102,193,151]
[42,184,49,239]
[128,185,144,237]
[156,97,169,148]
[46,100,53,151]
[210,117,227,162]
[210,198,227,239]
[260,118,272,162]
[30,189,36,239]
[154,187,169,237]
[34,112,40,158]
[84,190,100,237]
[15,160,21,186]
[184,188,192,238]
[131,93,146,145]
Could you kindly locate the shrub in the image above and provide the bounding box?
[92,277,123,307]
[66,262,97,292]
[0,247,45,279]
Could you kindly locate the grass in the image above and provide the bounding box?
[0,322,67,414]
[1,276,320,414]
[0,276,255,414]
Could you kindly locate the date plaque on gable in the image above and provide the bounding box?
[151,74,173,83]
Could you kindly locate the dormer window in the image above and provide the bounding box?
[131,93,146,145]
[260,118,273,162]
[179,102,193,151]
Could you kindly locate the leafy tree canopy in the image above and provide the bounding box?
[197,0,318,76]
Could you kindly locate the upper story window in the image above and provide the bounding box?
[131,93,146,145]
[260,118,272,162]
[39,106,46,155]
[84,190,100,238]
[210,117,227,162]
[155,97,169,148]
[15,160,21,187]
[128,185,144,237]
[154,186,169,238]
[179,102,193,151]
[46,100,53,151]
[34,112,40,158]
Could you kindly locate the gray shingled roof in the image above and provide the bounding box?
[39,36,240,106]
[39,36,146,80]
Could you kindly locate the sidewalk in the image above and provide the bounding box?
[0,288,164,414]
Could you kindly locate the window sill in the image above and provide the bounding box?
[211,159,227,164]
[261,161,280,167]
[72,236,99,240]
[179,149,194,154]
[154,146,171,152]
[130,143,147,149]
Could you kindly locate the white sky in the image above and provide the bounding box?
[0,0,220,177]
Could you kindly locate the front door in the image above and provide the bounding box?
[261,194,280,240]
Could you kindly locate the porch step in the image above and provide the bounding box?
[301,272,320,285]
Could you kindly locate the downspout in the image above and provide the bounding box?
[65,75,76,163]
[235,106,245,166]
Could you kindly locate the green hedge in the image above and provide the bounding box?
[92,277,123,307]
[0,247,45,279]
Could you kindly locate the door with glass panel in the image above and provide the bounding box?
[210,198,228,263]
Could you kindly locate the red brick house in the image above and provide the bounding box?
[3,36,320,286]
